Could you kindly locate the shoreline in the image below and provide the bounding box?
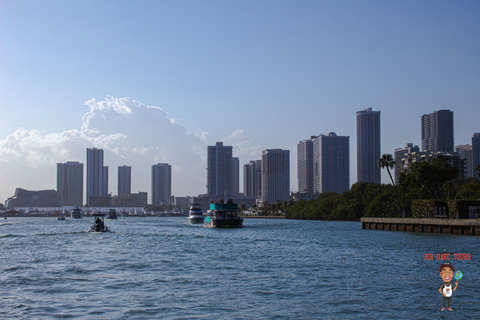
[240,215,286,219]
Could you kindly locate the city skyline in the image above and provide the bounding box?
[1,1,479,203]
[1,106,479,204]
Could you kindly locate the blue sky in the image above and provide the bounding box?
[1,0,479,203]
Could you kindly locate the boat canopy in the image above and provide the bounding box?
[210,203,238,211]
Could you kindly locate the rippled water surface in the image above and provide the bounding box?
[1,217,479,319]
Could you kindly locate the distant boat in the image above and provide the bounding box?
[107,208,118,219]
[88,212,110,232]
[57,211,66,220]
[205,200,243,228]
[187,204,204,224]
[71,208,83,219]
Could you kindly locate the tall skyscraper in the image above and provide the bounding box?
[151,163,171,205]
[103,166,109,196]
[313,133,350,194]
[261,149,290,203]
[118,165,131,197]
[232,157,239,196]
[473,133,480,175]
[207,142,233,198]
[297,137,315,195]
[57,161,83,206]
[394,143,420,184]
[86,148,108,205]
[356,108,381,184]
[243,160,262,198]
[421,109,454,153]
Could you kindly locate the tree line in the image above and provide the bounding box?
[286,155,480,220]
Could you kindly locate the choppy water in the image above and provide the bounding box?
[0,217,479,319]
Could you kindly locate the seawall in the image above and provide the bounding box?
[361,217,480,235]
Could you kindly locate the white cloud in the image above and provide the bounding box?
[0,96,275,203]
[0,97,209,203]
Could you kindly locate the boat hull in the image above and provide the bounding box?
[205,217,243,228]
[188,216,205,224]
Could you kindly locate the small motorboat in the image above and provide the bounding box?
[107,208,118,219]
[57,212,66,220]
[89,212,111,232]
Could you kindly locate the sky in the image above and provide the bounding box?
[1,0,479,204]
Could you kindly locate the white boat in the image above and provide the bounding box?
[71,207,83,219]
[187,204,204,224]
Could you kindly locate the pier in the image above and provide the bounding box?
[361,217,480,235]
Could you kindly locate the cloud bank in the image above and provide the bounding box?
[0,96,274,204]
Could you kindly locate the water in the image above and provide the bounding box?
[1,217,479,319]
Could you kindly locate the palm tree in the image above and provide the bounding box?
[378,154,403,217]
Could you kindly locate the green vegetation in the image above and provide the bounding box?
[287,156,480,221]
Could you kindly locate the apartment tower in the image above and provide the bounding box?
[356,108,381,184]
[151,163,171,206]
[455,145,473,178]
[207,142,233,198]
[473,133,480,175]
[243,160,262,198]
[393,143,420,184]
[421,110,454,153]
[232,157,240,196]
[261,149,290,203]
[313,133,350,194]
[297,137,315,196]
[86,148,108,205]
[118,165,132,197]
[57,161,84,206]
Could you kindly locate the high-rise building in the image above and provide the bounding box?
[232,157,239,196]
[151,163,171,206]
[400,151,465,178]
[356,108,381,184]
[261,149,290,203]
[297,137,315,195]
[103,166,109,196]
[243,160,262,198]
[118,165,132,197]
[421,110,454,153]
[394,143,420,184]
[57,161,83,206]
[313,133,350,194]
[86,148,108,206]
[473,133,480,176]
[207,142,233,198]
[456,145,474,178]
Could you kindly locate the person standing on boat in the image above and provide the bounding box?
[438,262,458,311]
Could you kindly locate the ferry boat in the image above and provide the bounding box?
[88,212,110,232]
[187,203,204,224]
[107,208,118,219]
[71,207,83,219]
[205,200,243,228]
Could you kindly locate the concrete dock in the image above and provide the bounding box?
[361,217,480,235]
